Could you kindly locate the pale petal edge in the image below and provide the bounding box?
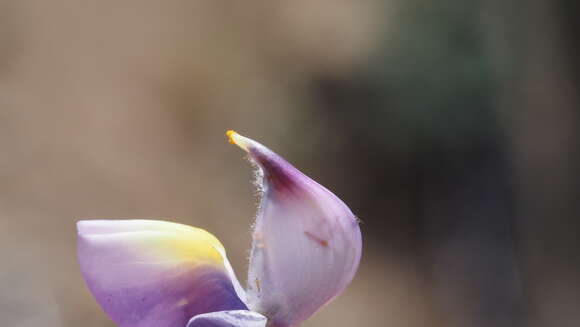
[187,310,267,327]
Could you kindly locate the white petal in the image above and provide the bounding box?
[187,310,267,327]
[228,131,362,327]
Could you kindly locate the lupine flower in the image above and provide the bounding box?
[77,131,362,327]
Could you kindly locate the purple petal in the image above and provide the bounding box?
[187,310,267,327]
[77,220,247,327]
[227,131,362,327]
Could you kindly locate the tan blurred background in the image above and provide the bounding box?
[0,1,578,327]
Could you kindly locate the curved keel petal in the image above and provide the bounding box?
[227,131,362,327]
[77,220,247,327]
[187,310,267,327]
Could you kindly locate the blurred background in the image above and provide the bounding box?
[0,0,578,326]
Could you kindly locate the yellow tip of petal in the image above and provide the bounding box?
[226,130,237,144]
[226,130,257,152]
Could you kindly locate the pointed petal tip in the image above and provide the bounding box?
[226,131,299,193]
[226,130,261,153]
[226,130,238,144]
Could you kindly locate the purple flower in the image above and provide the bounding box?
[77,131,362,327]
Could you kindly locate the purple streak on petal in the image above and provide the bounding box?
[85,265,246,327]
[187,310,267,327]
[248,147,298,194]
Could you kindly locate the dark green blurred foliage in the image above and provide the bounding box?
[306,0,579,326]
[373,1,496,148]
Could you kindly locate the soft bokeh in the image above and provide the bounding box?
[0,1,578,327]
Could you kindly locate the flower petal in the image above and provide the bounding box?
[77,219,247,327]
[187,310,267,327]
[227,131,362,327]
